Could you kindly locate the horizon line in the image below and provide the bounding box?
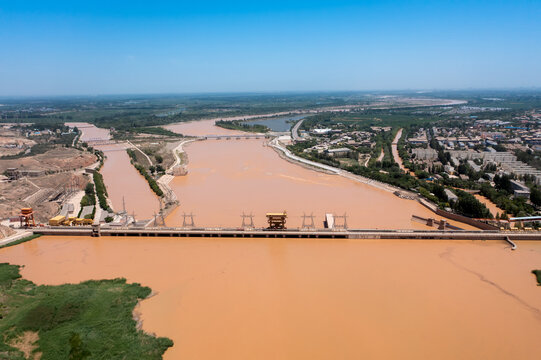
[1,87,541,100]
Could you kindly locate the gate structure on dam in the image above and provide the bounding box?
[33,225,541,242]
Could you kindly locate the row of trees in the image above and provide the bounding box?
[132,163,164,197]
[93,172,109,210]
[127,149,164,197]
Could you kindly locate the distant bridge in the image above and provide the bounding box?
[85,139,116,145]
[199,134,270,140]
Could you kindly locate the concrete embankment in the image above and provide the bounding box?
[269,138,415,195]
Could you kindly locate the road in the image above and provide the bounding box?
[291,118,305,141]
[391,128,408,172]
[127,140,153,167]
[270,138,411,194]
[165,139,199,175]
[376,148,385,162]
[33,226,541,241]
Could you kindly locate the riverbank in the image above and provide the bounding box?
[270,137,412,195]
[0,262,173,359]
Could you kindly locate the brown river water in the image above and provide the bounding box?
[66,122,111,142]
[3,119,540,359]
[1,236,541,359]
[97,143,159,220]
[164,119,472,229]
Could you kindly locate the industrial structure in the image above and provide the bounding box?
[266,211,287,229]
[49,215,93,226]
[19,208,36,228]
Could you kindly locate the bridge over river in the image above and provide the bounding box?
[33,226,541,242]
[199,134,271,140]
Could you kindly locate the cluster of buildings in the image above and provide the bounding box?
[407,115,541,199]
[303,127,383,157]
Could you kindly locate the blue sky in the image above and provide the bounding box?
[0,0,539,96]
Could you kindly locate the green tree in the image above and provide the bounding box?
[531,187,541,206]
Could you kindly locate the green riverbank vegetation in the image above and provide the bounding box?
[93,171,110,211]
[532,270,541,286]
[215,120,269,133]
[0,263,173,359]
[0,234,42,250]
[127,149,164,197]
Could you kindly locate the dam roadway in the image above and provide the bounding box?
[33,226,541,241]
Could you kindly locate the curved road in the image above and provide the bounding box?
[291,118,304,141]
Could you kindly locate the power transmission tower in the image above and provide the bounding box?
[334,213,348,230]
[301,212,315,229]
[153,211,166,227]
[241,212,254,228]
[182,212,195,227]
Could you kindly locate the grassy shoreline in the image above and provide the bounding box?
[0,263,173,359]
[0,234,42,250]
[215,120,269,133]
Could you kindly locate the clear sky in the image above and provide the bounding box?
[0,0,539,96]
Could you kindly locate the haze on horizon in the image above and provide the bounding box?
[0,0,539,97]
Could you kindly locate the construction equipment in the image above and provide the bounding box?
[61,216,77,226]
[50,215,93,226]
[20,208,36,227]
[266,211,287,230]
[49,215,66,226]
[74,218,93,226]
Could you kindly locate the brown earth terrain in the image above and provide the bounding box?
[0,147,96,174]
[0,128,35,157]
[0,172,89,222]
[0,146,94,223]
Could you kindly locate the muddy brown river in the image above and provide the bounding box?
[1,236,541,359]
[164,120,472,229]
[3,119,540,359]
[97,144,159,220]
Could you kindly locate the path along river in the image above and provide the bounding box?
[2,119,540,359]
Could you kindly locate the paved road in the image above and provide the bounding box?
[291,118,305,141]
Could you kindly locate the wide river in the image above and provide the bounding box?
[165,119,471,229]
[2,119,541,359]
[1,237,541,359]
